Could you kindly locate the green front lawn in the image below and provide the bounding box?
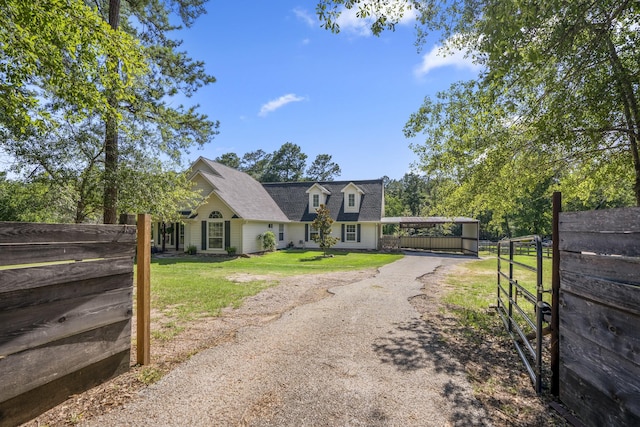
[145,250,403,319]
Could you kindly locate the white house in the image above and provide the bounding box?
[153,157,385,254]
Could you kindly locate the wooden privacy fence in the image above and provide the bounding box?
[0,222,137,426]
[558,207,640,427]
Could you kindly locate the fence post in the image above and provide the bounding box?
[551,192,561,396]
[137,214,151,365]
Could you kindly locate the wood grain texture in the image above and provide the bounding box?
[561,270,640,315]
[0,222,136,244]
[0,241,135,266]
[560,364,640,427]
[559,208,640,233]
[0,349,129,427]
[0,287,132,358]
[559,231,640,257]
[560,328,640,427]
[0,257,132,294]
[0,320,131,403]
[0,222,135,423]
[560,251,640,286]
[560,290,640,365]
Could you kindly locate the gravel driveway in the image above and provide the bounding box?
[85,252,490,426]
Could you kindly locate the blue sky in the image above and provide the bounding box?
[176,2,481,181]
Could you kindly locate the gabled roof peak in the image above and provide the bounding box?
[305,183,331,194]
[340,182,365,194]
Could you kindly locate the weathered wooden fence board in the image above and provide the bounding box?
[560,252,640,286]
[0,241,136,266]
[0,320,131,403]
[0,257,132,294]
[0,222,135,427]
[0,221,136,244]
[559,207,640,427]
[559,208,640,232]
[0,287,132,357]
[560,292,640,366]
[559,231,640,257]
[0,350,130,427]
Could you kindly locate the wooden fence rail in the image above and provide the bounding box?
[558,207,640,427]
[0,222,137,426]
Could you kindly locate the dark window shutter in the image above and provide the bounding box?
[357,224,361,242]
[157,223,161,245]
[305,224,309,242]
[201,221,207,250]
[341,224,345,242]
[175,222,180,251]
[224,221,231,249]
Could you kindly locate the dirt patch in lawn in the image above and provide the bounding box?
[25,262,569,427]
[24,269,375,427]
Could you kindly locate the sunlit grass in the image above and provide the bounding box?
[143,250,403,319]
[443,255,552,333]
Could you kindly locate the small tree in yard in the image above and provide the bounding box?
[312,204,339,256]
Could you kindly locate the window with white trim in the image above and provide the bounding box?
[209,211,223,219]
[348,193,355,207]
[310,225,319,241]
[346,224,356,241]
[312,194,320,208]
[179,224,185,245]
[278,224,284,241]
[208,222,223,249]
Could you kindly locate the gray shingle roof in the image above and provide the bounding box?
[262,180,384,222]
[197,159,290,222]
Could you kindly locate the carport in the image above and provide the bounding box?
[380,216,479,256]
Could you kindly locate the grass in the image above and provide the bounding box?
[146,250,402,320]
[443,254,552,333]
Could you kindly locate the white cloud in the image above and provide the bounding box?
[293,8,315,27]
[259,94,306,117]
[414,39,481,77]
[336,1,418,37]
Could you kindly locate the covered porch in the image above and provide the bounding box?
[380,216,479,256]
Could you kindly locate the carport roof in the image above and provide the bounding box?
[382,216,478,228]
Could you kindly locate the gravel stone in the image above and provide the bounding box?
[84,252,491,427]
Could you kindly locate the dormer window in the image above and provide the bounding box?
[306,183,331,214]
[341,182,364,214]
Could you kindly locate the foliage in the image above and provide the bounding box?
[306,154,342,181]
[226,246,237,255]
[240,149,272,181]
[223,144,344,183]
[0,0,146,135]
[0,173,67,222]
[317,0,640,230]
[186,244,197,255]
[311,204,340,255]
[258,231,277,251]
[215,153,241,169]
[262,142,308,182]
[1,0,218,223]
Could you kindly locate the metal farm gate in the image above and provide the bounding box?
[496,235,549,393]
[496,193,640,426]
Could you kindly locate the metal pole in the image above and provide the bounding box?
[535,236,543,394]
[509,240,514,333]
